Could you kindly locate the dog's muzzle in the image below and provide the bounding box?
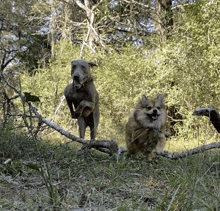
[73,75,85,89]
[147,109,160,120]
[74,83,82,89]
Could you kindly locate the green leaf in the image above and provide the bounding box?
[24,92,40,102]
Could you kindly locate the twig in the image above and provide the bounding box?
[50,95,65,122]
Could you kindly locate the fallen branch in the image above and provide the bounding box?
[33,108,119,155]
[31,106,87,145]
[157,142,220,159]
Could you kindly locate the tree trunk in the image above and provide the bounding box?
[156,0,173,41]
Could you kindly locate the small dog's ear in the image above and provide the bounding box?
[142,95,148,105]
[157,94,165,105]
[87,61,97,67]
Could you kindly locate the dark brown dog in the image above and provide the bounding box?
[64,60,99,140]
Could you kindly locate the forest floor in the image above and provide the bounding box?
[0,128,220,211]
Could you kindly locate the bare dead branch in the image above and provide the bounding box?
[119,141,220,159]
[157,142,220,159]
[75,0,108,57]
[31,106,88,145]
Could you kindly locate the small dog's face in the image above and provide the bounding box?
[142,95,164,120]
[71,60,97,89]
[134,94,166,129]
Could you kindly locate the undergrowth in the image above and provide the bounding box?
[0,123,220,210]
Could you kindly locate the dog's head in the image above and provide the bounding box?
[141,94,165,120]
[71,60,97,89]
[134,94,166,129]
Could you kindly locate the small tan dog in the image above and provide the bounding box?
[125,94,167,160]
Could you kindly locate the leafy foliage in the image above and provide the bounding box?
[24,92,40,103]
[0,0,51,73]
[21,0,220,147]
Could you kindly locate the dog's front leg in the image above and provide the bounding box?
[75,100,95,118]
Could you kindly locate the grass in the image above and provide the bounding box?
[0,123,220,210]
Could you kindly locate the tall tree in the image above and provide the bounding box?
[0,0,51,73]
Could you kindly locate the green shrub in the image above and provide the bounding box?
[20,0,220,150]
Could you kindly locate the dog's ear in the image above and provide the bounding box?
[157,94,165,105]
[87,61,97,67]
[142,95,148,106]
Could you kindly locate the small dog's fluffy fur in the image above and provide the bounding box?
[125,94,167,160]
